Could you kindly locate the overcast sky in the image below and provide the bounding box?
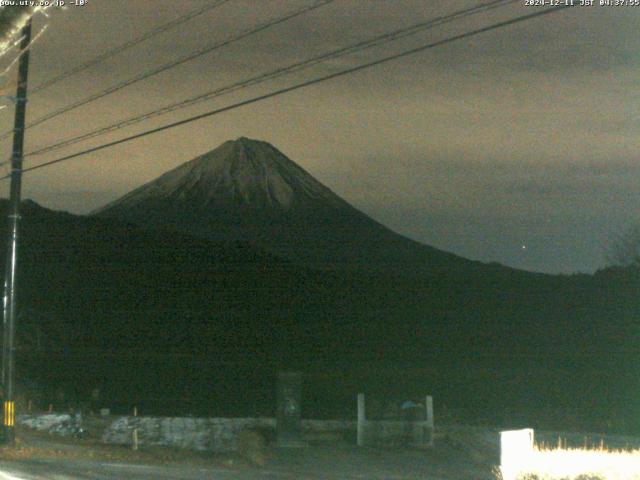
[0,0,637,274]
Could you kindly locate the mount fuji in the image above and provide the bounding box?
[93,137,484,273]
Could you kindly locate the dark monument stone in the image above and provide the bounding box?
[276,371,304,447]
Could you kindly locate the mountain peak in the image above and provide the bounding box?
[94,137,473,272]
[221,136,268,153]
[94,138,344,215]
[234,136,259,144]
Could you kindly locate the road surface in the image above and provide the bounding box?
[0,444,495,479]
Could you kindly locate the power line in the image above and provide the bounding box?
[1,5,574,180]
[25,0,519,159]
[29,0,232,95]
[0,0,335,142]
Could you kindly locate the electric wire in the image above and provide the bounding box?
[0,0,335,142]
[0,4,575,180]
[25,0,519,159]
[29,0,232,95]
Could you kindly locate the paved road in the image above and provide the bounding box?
[0,459,280,480]
[0,445,495,480]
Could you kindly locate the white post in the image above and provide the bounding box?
[132,406,139,451]
[500,428,534,480]
[425,395,434,446]
[357,393,365,447]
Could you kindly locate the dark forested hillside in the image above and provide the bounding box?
[2,200,638,432]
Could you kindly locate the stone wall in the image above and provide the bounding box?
[361,419,432,446]
[105,417,357,452]
[103,416,276,452]
[18,413,356,453]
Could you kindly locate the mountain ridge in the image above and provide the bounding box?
[94,137,346,214]
[93,137,495,274]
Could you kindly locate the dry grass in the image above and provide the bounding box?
[499,444,640,480]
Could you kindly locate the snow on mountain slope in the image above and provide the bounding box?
[96,137,345,213]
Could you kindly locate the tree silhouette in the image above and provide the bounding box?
[606,225,640,268]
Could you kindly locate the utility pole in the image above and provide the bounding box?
[2,18,32,446]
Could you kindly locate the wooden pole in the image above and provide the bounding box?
[2,18,32,446]
[132,406,138,450]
